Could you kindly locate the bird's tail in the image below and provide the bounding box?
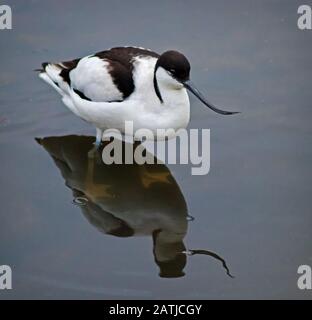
[38,62,67,95]
[37,58,79,96]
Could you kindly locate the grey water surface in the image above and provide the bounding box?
[0,0,311,299]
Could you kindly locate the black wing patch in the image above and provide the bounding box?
[59,58,81,86]
[94,47,160,99]
[73,88,91,101]
[41,47,160,102]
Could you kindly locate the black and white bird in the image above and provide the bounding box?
[38,46,237,146]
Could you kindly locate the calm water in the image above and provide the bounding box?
[0,0,312,299]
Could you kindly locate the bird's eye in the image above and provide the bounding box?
[169,69,175,73]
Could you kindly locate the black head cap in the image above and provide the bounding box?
[156,50,190,82]
[154,252,186,278]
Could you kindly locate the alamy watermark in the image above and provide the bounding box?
[0,265,12,290]
[297,265,311,290]
[0,5,12,30]
[298,4,312,30]
[100,121,210,176]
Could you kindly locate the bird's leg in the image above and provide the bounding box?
[88,128,103,159]
[94,128,103,149]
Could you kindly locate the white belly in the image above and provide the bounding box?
[68,86,189,139]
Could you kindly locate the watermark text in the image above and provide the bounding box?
[0,5,12,30]
[0,265,12,290]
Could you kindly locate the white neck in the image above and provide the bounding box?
[143,67,190,133]
[155,67,188,107]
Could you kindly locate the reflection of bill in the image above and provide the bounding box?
[37,135,233,278]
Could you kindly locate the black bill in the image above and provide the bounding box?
[183,80,239,115]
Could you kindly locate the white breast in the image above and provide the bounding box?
[128,58,191,133]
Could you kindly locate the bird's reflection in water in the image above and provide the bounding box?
[36,135,233,278]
